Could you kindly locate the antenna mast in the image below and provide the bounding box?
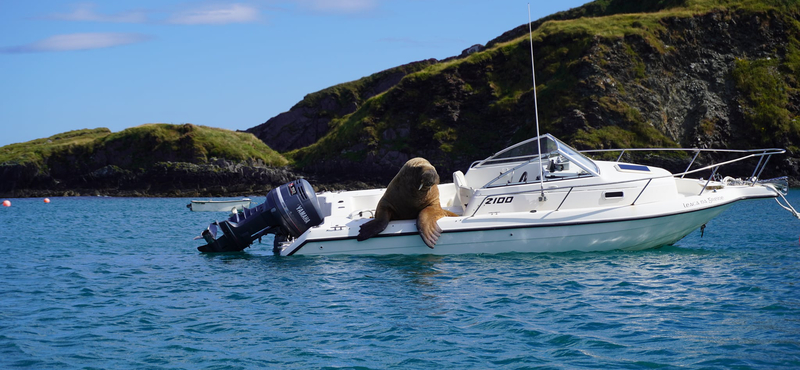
[528,4,546,201]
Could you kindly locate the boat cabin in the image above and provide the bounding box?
[450,134,677,217]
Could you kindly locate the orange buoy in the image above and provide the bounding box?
[2,200,10,207]
[44,198,51,203]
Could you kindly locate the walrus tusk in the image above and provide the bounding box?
[418,182,423,190]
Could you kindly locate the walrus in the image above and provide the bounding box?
[356,157,457,248]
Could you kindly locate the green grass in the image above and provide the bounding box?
[103,123,287,165]
[0,128,111,166]
[732,58,798,145]
[685,0,800,12]
[0,124,288,172]
[296,60,436,112]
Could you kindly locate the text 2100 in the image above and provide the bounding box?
[484,196,514,205]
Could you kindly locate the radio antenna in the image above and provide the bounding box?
[528,3,546,201]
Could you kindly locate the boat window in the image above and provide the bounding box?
[616,163,650,172]
[551,136,600,174]
[477,136,557,166]
[480,134,601,188]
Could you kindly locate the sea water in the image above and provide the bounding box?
[1,192,799,369]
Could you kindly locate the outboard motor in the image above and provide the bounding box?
[196,179,324,253]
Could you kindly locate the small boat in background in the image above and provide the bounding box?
[187,198,252,212]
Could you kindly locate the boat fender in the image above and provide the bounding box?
[700,224,706,238]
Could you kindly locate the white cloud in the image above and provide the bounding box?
[1,33,152,53]
[43,3,262,25]
[168,3,261,25]
[47,3,148,23]
[298,0,377,14]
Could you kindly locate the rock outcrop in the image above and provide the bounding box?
[1,159,299,198]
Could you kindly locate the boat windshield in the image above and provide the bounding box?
[476,134,599,175]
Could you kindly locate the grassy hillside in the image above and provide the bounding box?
[0,124,288,174]
[0,128,111,167]
[285,0,799,176]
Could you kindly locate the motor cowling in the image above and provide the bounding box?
[197,179,324,253]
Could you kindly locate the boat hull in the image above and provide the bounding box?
[283,202,736,256]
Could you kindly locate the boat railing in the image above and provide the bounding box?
[580,147,786,185]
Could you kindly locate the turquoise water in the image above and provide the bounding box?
[1,193,799,369]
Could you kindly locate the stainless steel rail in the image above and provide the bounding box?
[581,147,786,188]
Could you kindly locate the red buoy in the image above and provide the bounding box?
[44,198,50,203]
[2,200,10,207]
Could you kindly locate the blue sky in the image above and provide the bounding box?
[0,0,591,147]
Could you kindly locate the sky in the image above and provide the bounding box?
[0,0,592,147]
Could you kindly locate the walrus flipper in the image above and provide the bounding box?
[357,218,390,242]
[417,206,448,248]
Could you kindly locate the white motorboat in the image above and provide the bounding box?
[194,134,798,255]
[187,198,252,212]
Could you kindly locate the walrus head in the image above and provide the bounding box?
[398,157,440,192]
[418,167,439,191]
